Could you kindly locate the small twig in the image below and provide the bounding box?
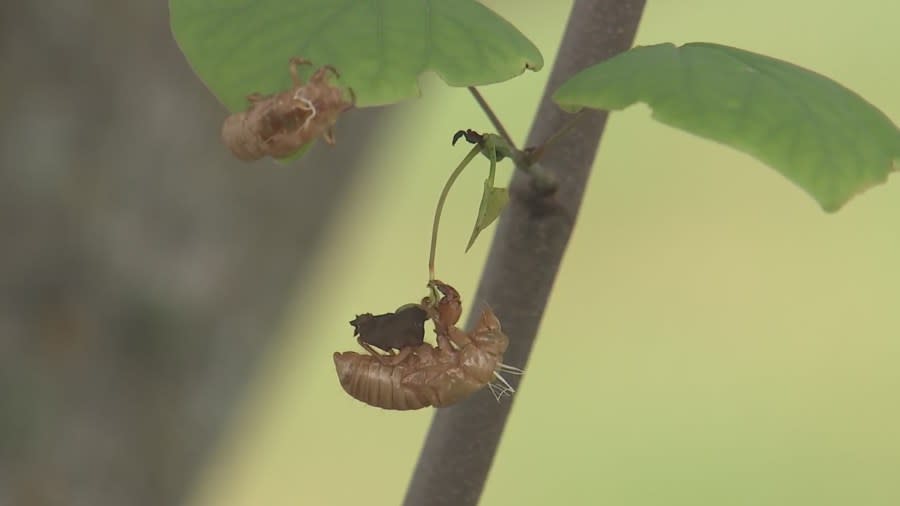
[467,87,517,151]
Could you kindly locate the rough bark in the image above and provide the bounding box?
[403,1,647,504]
[0,2,384,505]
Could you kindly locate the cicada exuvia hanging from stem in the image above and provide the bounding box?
[333,280,522,410]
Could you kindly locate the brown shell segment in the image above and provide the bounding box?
[334,349,432,410]
[221,57,355,161]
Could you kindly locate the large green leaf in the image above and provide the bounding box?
[170,0,543,111]
[553,42,900,211]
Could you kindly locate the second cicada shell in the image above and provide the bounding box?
[221,57,355,161]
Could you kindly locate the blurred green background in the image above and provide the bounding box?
[184,1,900,505]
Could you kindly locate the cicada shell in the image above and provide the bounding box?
[334,282,521,410]
[221,57,355,161]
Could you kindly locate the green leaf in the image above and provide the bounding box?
[466,181,508,252]
[553,42,900,211]
[465,137,507,252]
[170,0,543,111]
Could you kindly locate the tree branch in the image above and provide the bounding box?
[403,1,647,505]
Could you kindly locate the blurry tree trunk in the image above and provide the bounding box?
[0,2,384,505]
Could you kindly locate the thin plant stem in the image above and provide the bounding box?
[429,144,482,281]
[468,87,517,150]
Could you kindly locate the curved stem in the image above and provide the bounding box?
[429,145,482,281]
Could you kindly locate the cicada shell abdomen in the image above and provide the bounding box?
[333,350,433,410]
[221,91,314,160]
